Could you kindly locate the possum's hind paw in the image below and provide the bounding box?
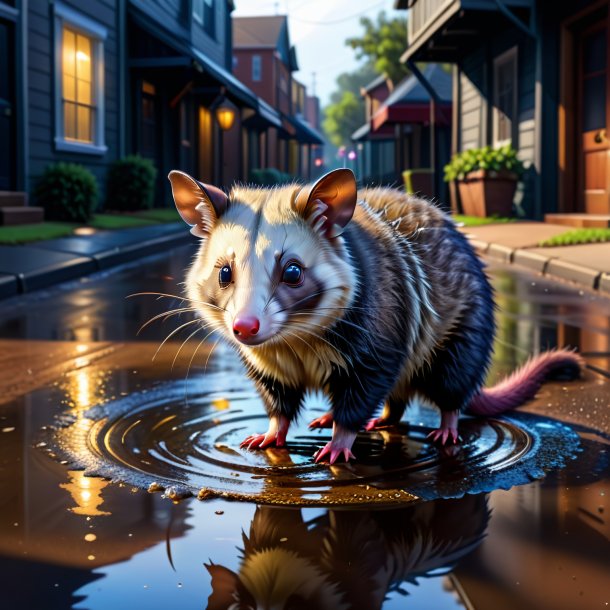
[427,410,461,445]
[427,427,460,445]
[308,412,333,429]
[314,442,356,464]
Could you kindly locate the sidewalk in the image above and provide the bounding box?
[459,221,610,294]
[0,223,192,299]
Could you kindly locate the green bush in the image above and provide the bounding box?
[35,163,98,222]
[443,144,525,182]
[248,167,295,186]
[106,155,157,211]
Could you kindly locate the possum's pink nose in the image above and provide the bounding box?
[233,315,260,339]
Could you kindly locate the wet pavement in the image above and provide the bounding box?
[0,244,608,609]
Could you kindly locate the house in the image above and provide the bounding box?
[232,15,324,180]
[0,0,283,223]
[397,0,610,226]
[352,65,452,200]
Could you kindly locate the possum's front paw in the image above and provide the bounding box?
[314,424,357,464]
[240,415,290,451]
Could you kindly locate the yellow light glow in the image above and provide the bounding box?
[84,533,97,542]
[216,106,236,131]
[60,470,111,517]
[212,398,230,411]
[73,227,96,236]
[75,370,91,408]
[76,344,88,354]
[76,50,90,62]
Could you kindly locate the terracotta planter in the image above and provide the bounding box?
[457,169,518,217]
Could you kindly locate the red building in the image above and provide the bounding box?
[232,15,324,179]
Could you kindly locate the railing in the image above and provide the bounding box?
[408,0,455,45]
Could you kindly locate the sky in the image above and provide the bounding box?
[233,0,404,108]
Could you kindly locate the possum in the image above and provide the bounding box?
[168,168,583,464]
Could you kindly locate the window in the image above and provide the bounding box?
[54,2,106,154]
[493,47,518,146]
[193,0,215,38]
[252,55,262,82]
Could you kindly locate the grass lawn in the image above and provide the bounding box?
[453,215,516,227]
[0,208,181,244]
[539,228,610,247]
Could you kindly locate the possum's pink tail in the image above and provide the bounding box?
[466,349,584,416]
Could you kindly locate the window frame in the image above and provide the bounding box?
[53,1,107,155]
[492,46,518,148]
[252,55,262,82]
[192,0,204,25]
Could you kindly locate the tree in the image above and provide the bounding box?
[346,12,409,87]
[323,63,378,147]
[322,12,409,147]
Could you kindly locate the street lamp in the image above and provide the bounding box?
[212,93,237,187]
[215,100,236,131]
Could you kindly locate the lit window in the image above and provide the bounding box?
[252,55,262,82]
[54,2,107,154]
[493,47,517,146]
[62,28,93,143]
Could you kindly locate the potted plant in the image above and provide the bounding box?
[443,145,525,217]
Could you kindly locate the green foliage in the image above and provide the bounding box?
[453,215,516,227]
[0,221,77,244]
[35,163,98,222]
[444,145,525,182]
[323,90,364,147]
[539,228,610,247]
[106,155,157,211]
[346,12,409,86]
[248,168,295,186]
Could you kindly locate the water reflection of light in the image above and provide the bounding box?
[76,344,88,354]
[60,470,111,517]
[76,370,91,408]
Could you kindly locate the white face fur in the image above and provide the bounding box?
[185,185,357,351]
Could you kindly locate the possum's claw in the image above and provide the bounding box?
[314,424,357,464]
[365,417,391,431]
[240,415,289,450]
[427,410,461,445]
[308,412,333,429]
[427,427,460,445]
[314,442,356,464]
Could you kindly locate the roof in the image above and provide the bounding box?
[362,74,388,93]
[233,15,286,48]
[383,63,452,107]
[370,64,452,131]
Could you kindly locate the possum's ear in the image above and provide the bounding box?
[168,170,228,238]
[205,562,255,610]
[294,168,357,238]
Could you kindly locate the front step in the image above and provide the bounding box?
[0,191,28,208]
[0,206,44,226]
[544,213,610,228]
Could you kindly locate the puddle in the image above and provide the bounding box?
[44,373,581,506]
[1,249,609,609]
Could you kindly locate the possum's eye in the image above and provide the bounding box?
[282,262,303,286]
[218,265,232,288]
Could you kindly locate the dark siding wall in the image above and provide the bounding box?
[191,0,227,69]
[459,47,487,150]
[27,0,120,205]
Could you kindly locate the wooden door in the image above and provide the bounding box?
[579,20,610,214]
[0,20,15,190]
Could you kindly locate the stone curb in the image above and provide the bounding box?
[600,273,610,294]
[544,259,601,290]
[512,249,553,274]
[0,226,190,300]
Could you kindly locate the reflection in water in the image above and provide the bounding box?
[206,495,488,610]
[60,470,111,517]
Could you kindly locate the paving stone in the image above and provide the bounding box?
[0,246,96,292]
[0,273,18,298]
[512,249,553,273]
[544,259,601,289]
[599,273,610,294]
[486,243,514,263]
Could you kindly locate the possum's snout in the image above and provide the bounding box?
[230,309,276,346]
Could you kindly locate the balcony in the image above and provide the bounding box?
[403,0,534,63]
